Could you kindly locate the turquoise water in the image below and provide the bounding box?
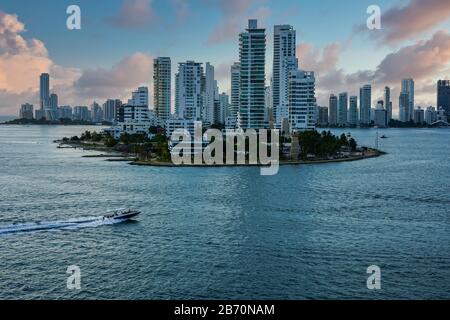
[0,125,449,299]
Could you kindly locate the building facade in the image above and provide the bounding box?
[401,78,414,121]
[238,19,266,129]
[129,87,149,107]
[348,96,358,127]
[20,103,34,119]
[40,73,50,110]
[272,24,297,128]
[338,92,348,126]
[437,80,450,116]
[175,61,204,121]
[288,70,316,132]
[153,57,172,121]
[329,94,338,126]
[360,84,372,125]
[384,86,392,123]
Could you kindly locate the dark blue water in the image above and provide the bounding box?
[0,125,449,299]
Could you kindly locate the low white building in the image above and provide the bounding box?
[165,118,198,137]
[105,105,162,139]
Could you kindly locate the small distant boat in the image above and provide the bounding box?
[103,208,140,220]
[380,135,388,139]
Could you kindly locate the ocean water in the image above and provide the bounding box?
[0,125,449,300]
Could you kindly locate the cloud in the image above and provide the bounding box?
[107,0,158,29]
[207,0,270,45]
[0,11,70,114]
[358,0,450,44]
[298,30,450,114]
[0,10,154,115]
[74,53,154,100]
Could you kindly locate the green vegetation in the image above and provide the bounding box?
[61,130,170,162]
[295,130,358,160]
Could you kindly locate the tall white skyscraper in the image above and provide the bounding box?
[401,78,414,122]
[153,57,171,121]
[338,92,348,126]
[348,96,358,126]
[129,87,149,107]
[384,86,392,122]
[230,62,240,122]
[288,70,316,132]
[175,61,204,120]
[203,62,216,124]
[238,19,266,129]
[272,25,297,125]
[360,84,372,125]
[40,73,50,110]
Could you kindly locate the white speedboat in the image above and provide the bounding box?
[103,208,140,220]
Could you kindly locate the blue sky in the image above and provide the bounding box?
[0,0,449,115]
[0,0,393,69]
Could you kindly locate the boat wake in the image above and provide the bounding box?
[0,215,124,236]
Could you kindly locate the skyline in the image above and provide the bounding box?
[1,0,450,116]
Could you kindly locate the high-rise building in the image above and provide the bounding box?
[238,19,266,129]
[425,106,437,125]
[49,93,58,109]
[374,101,388,127]
[360,84,372,125]
[401,78,414,121]
[437,80,450,116]
[40,73,50,110]
[338,92,348,126]
[348,96,358,126]
[317,106,329,126]
[20,103,34,120]
[399,92,410,122]
[175,61,204,120]
[203,62,216,124]
[129,87,149,107]
[384,86,392,122]
[103,99,121,122]
[217,93,230,125]
[329,94,338,126]
[413,107,425,124]
[73,106,90,122]
[91,102,103,122]
[229,62,240,122]
[58,106,72,119]
[272,24,297,126]
[153,57,171,121]
[288,70,316,132]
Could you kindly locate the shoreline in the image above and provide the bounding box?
[131,149,385,167]
[55,140,385,167]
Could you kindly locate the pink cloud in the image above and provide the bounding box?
[107,0,158,29]
[207,0,269,45]
[298,30,450,113]
[74,53,154,100]
[360,0,450,44]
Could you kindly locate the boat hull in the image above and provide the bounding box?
[110,211,140,220]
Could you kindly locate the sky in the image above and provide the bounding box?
[0,0,449,117]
